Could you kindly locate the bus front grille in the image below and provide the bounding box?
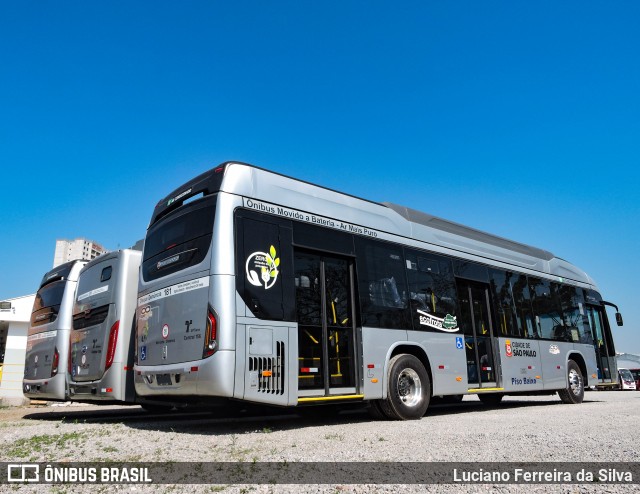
[248,341,285,395]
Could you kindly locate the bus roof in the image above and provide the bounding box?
[79,248,141,272]
[382,202,555,262]
[153,161,596,287]
[39,260,86,288]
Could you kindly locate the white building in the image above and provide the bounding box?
[53,238,107,268]
[0,294,35,406]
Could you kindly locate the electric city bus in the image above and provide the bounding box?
[134,162,622,420]
[24,260,87,400]
[69,249,141,403]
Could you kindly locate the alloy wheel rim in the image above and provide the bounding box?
[397,368,422,407]
[569,369,582,396]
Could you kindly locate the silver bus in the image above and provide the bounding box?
[69,249,141,403]
[134,162,622,419]
[24,260,87,400]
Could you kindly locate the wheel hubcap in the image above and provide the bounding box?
[568,369,582,396]
[397,368,422,407]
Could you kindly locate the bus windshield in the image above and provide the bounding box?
[142,197,216,281]
[619,369,634,381]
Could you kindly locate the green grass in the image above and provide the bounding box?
[7,432,85,458]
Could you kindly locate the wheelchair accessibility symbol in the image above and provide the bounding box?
[455,337,463,350]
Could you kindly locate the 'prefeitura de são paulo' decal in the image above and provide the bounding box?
[417,310,459,332]
[246,245,280,289]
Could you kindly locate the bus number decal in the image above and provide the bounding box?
[77,285,109,301]
[26,330,57,342]
[138,277,209,306]
[245,246,280,290]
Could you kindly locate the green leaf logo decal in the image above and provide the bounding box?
[245,245,281,290]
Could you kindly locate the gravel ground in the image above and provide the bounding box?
[0,391,638,493]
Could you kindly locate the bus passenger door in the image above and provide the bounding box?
[294,251,358,399]
[456,279,500,389]
[587,305,615,384]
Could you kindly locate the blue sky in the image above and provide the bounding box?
[1,2,638,353]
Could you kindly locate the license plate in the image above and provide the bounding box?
[156,374,172,386]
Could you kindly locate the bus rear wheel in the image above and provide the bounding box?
[379,354,430,420]
[558,360,584,404]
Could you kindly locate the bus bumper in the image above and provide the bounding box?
[133,350,235,398]
[23,374,68,401]
[69,364,130,403]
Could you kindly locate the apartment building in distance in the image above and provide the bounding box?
[53,238,108,268]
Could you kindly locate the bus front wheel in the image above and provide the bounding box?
[558,360,584,404]
[379,354,430,420]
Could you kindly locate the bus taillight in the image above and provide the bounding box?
[105,321,120,370]
[203,309,217,358]
[51,347,60,377]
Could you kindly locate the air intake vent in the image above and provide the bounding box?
[248,341,285,395]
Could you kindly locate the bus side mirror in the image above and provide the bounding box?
[616,312,623,326]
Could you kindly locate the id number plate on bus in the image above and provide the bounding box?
[156,374,172,386]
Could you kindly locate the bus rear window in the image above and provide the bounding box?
[31,281,66,326]
[33,281,65,312]
[142,197,216,281]
[144,198,215,261]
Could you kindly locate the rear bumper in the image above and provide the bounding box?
[69,364,130,402]
[134,350,235,398]
[23,374,68,401]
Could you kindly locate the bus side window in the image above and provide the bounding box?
[406,249,457,331]
[489,269,534,339]
[529,278,564,340]
[355,238,411,330]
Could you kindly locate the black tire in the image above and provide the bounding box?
[478,393,503,406]
[379,354,430,420]
[558,360,585,404]
[367,400,389,420]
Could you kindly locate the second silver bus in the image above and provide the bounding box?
[69,249,141,403]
